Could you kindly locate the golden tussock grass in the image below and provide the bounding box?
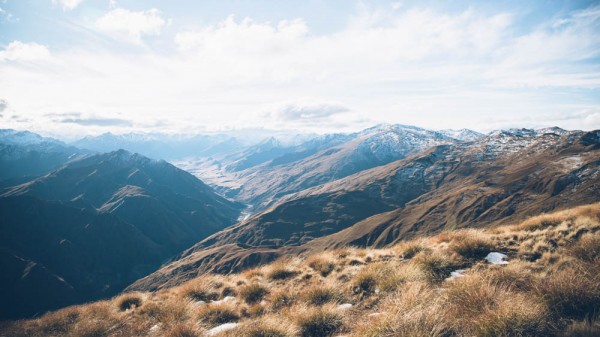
[292,304,345,337]
[306,255,336,277]
[447,230,496,259]
[197,302,240,326]
[239,283,270,304]
[114,292,144,311]
[5,202,600,337]
[229,315,297,337]
[300,285,345,306]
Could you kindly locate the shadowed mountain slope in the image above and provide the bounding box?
[0,150,243,319]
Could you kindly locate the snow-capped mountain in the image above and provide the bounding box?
[0,129,62,146]
[356,124,455,162]
[439,128,484,141]
[0,129,89,181]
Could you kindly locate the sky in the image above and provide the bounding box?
[0,0,599,138]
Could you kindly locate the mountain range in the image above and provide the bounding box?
[0,125,598,321]
[127,127,599,291]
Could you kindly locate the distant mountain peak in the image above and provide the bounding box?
[0,129,63,146]
[439,129,484,142]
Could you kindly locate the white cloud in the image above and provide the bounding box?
[274,103,349,121]
[96,7,166,44]
[52,0,84,11]
[0,5,599,136]
[0,41,50,62]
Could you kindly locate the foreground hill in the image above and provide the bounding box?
[0,150,243,319]
[130,129,599,290]
[3,203,599,336]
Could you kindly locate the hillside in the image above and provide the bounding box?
[0,150,243,319]
[3,203,599,336]
[0,130,89,182]
[129,129,600,290]
[192,124,460,208]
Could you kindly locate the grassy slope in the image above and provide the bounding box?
[3,203,600,337]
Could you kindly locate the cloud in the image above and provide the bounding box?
[0,6,17,22]
[52,0,84,11]
[276,103,349,120]
[45,112,82,118]
[0,99,7,112]
[0,4,599,135]
[95,7,166,44]
[0,41,50,62]
[175,15,308,52]
[59,117,132,126]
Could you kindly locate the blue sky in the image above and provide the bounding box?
[0,0,599,137]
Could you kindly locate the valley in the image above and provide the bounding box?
[0,125,598,336]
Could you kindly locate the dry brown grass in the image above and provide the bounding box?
[445,275,551,336]
[163,324,204,337]
[293,305,345,337]
[197,302,240,326]
[562,318,600,337]
[267,262,299,281]
[300,285,345,306]
[539,263,600,320]
[239,283,269,304]
[307,256,336,277]
[114,292,144,311]
[448,230,496,259]
[178,277,221,302]
[269,291,296,311]
[414,251,462,283]
[353,281,451,337]
[230,316,297,337]
[138,298,191,325]
[569,233,600,264]
[5,203,600,337]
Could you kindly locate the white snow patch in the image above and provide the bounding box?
[485,252,508,265]
[337,303,353,310]
[447,269,466,280]
[207,323,239,336]
[148,323,161,334]
[557,156,584,173]
[211,296,236,305]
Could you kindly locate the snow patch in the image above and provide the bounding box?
[337,303,353,310]
[211,296,236,305]
[485,252,508,265]
[207,323,239,336]
[148,323,161,334]
[447,269,466,280]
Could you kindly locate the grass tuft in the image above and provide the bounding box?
[540,265,600,320]
[197,303,240,325]
[448,231,496,259]
[239,283,269,304]
[569,233,600,264]
[295,306,344,337]
[301,286,344,306]
[414,252,461,283]
[115,292,144,311]
[307,256,336,277]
